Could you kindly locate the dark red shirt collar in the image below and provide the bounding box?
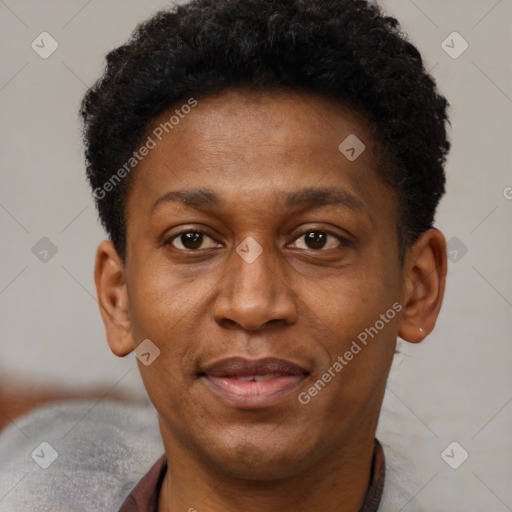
[118,438,385,512]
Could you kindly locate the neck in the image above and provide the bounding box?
[157,420,379,512]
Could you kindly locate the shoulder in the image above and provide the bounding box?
[0,399,164,512]
[377,346,427,512]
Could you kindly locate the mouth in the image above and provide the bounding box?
[200,357,309,409]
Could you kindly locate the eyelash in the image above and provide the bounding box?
[164,228,351,252]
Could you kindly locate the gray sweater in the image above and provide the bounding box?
[0,397,420,511]
[0,399,164,511]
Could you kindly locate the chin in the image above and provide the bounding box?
[198,429,317,481]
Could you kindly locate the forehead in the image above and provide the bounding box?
[126,88,396,225]
[147,89,376,167]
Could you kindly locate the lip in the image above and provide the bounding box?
[200,357,309,409]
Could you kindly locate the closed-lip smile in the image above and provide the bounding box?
[200,357,309,409]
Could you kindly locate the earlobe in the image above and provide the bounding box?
[94,240,134,357]
[398,229,447,344]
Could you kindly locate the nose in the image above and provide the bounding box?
[212,241,298,331]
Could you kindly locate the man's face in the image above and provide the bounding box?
[123,89,404,479]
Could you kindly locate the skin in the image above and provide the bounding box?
[94,89,447,512]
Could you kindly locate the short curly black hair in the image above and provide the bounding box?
[80,0,450,262]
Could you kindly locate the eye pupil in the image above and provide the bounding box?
[305,231,327,249]
[173,230,336,251]
[181,232,203,249]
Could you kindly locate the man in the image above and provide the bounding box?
[83,0,449,509]
[1,0,450,510]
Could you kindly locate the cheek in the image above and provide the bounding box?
[124,267,188,386]
[127,258,208,339]
[125,260,224,391]
[126,267,199,414]
[304,265,398,335]
[301,266,400,392]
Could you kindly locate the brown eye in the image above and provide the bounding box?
[304,231,328,250]
[168,230,218,251]
[292,230,343,250]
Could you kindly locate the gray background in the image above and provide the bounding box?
[1,1,511,510]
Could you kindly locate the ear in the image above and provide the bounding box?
[398,229,447,343]
[94,240,134,357]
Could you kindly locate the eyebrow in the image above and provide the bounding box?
[149,186,367,216]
